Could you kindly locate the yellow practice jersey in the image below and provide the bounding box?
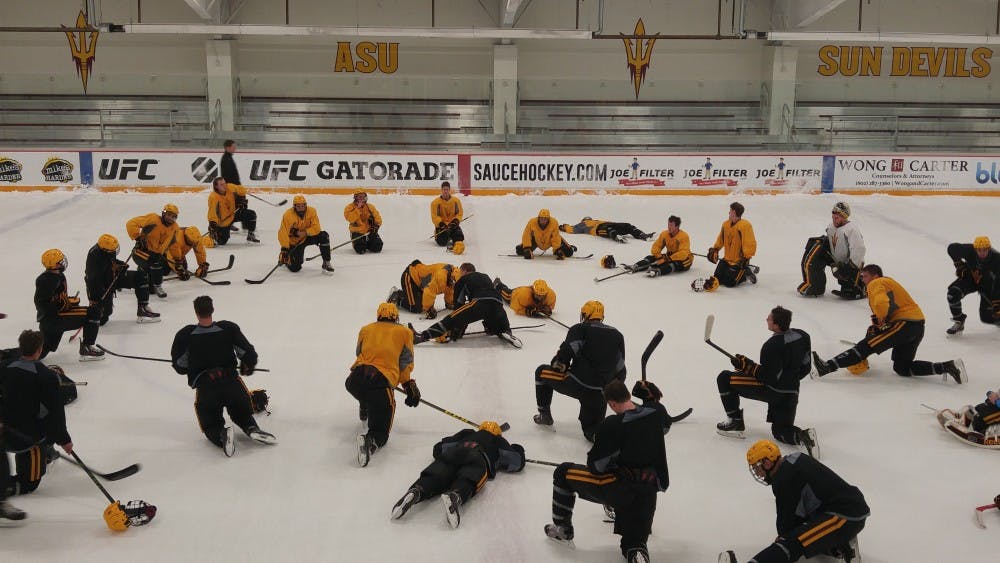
[351,320,415,388]
[278,206,323,248]
[559,219,603,235]
[344,203,383,235]
[207,183,248,228]
[421,263,456,311]
[652,229,693,267]
[712,219,756,265]
[522,217,564,250]
[867,277,925,324]
[126,213,179,255]
[165,230,208,273]
[431,196,463,226]
[509,285,557,316]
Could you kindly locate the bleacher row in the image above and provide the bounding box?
[1,95,999,151]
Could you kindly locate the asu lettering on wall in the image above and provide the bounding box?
[817,45,991,78]
[333,42,398,73]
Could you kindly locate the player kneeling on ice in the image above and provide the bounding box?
[624,215,693,278]
[391,421,525,528]
[494,278,556,317]
[346,302,419,467]
[278,195,334,274]
[719,440,868,563]
[85,234,159,325]
[207,176,259,245]
[534,301,625,441]
[715,306,819,458]
[409,263,520,348]
[559,217,653,243]
[387,261,457,318]
[944,236,1000,335]
[936,388,1000,448]
[343,191,383,254]
[35,249,105,361]
[544,380,668,563]
[127,203,180,299]
[797,202,866,299]
[166,226,211,283]
[516,209,576,260]
[431,181,465,249]
[693,202,757,292]
[812,264,967,384]
[170,296,275,457]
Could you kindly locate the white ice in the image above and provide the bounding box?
[0,190,996,563]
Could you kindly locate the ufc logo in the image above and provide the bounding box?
[249,160,308,181]
[99,158,157,180]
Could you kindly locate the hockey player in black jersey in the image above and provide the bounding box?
[390,421,525,528]
[715,306,818,458]
[34,249,104,361]
[170,296,275,457]
[559,217,653,243]
[544,380,668,563]
[409,263,519,348]
[534,300,625,441]
[945,236,1000,335]
[85,234,159,325]
[720,440,868,563]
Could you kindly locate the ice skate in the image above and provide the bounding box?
[79,343,106,362]
[799,427,820,459]
[391,487,422,520]
[321,260,335,275]
[718,551,737,563]
[248,427,277,445]
[533,408,554,428]
[357,433,377,467]
[136,304,161,324]
[246,231,260,244]
[222,426,236,457]
[941,359,967,384]
[0,500,27,523]
[152,284,167,298]
[626,548,650,563]
[812,352,835,376]
[544,523,575,548]
[441,491,462,529]
[498,331,522,348]
[716,415,746,439]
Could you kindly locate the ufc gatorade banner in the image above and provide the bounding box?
[0,151,80,187]
[831,155,1000,192]
[469,154,825,192]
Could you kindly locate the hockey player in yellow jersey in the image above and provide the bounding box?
[207,177,259,245]
[387,261,457,318]
[692,202,757,292]
[493,278,556,317]
[278,195,334,274]
[166,226,211,281]
[624,215,694,278]
[127,203,181,298]
[344,192,384,254]
[559,217,653,243]
[813,264,967,383]
[346,303,420,467]
[516,209,575,259]
[431,181,465,248]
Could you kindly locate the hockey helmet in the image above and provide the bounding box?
[974,236,991,250]
[162,203,179,217]
[376,302,399,322]
[601,255,616,269]
[580,300,604,322]
[293,195,307,206]
[746,440,781,485]
[478,420,502,436]
[103,502,129,532]
[451,241,465,255]
[353,191,367,203]
[98,234,120,254]
[532,279,550,298]
[832,202,850,219]
[582,216,593,221]
[538,209,551,219]
[846,359,869,375]
[41,248,67,270]
[184,226,202,245]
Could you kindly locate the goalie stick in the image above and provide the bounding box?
[704,314,736,360]
[58,452,140,481]
[94,345,270,371]
[164,254,235,281]
[975,503,998,529]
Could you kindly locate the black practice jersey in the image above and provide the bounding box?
[433,428,526,478]
[557,321,626,386]
[454,272,502,305]
[0,359,71,446]
[588,406,668,491]
[171,321,258,388]
[757,328,812,394]
[771,452,870,536]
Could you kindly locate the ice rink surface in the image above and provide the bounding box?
[0,190,996,562]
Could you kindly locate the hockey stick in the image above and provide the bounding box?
[975,503,998,529]
[70,450,157,529]
[704,314,736,360]
[463,324,544,336]
[248,192,288,207]
[692,253,761,274]
[499,252,594,260]
[525,458,560,467]
[594,269,632,283]
[93,345,270,372]
[164,254,235,281]
[641,330,664,382]
[58,452,140,481]
[428,214,474,240]
[540,313,571,330]
[306,233,370,261]
[171,270,231,286]
[247,241,305,284]
[62,381,88,386]
[392,387,509,432]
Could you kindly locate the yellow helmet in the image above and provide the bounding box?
[103,501,130,532]
[478,420,502,436]
[580,300,604,322]
[376,302,399,322]
[293,195,307,205]
[532,279,550,297]
[184,226,202,245]
[846,359,869,375]
[974,236,991,250]
[451,241,465,255]
[747,440,781,485]
[538,209,551,219]
[98,234,119,254]
[41,248,67,270]
[163,203,179,216]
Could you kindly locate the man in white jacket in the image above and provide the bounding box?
[797,202,867,300]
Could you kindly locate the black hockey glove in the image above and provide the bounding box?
[402,380,421,407]
[239,360,256,376]
[954,259,968,278]
[707,247,719,264]
[550,357,568,373]
[250,389,269,414]
[731,354,752,372]
[425,306,437,320]
[520,247,533,260]
[437,221,447,231]
[449,218,460,227]
[631,381,663,403]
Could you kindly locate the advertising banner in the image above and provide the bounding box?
[89,151,458,189]
[832,155,1000,192]
[469,154,824,192]
[0,151,81,187]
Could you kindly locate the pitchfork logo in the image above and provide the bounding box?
[62,11,99,93]
[622,18,658,99]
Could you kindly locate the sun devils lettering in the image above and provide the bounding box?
[622,19,657,99]
[62,11,99,93]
